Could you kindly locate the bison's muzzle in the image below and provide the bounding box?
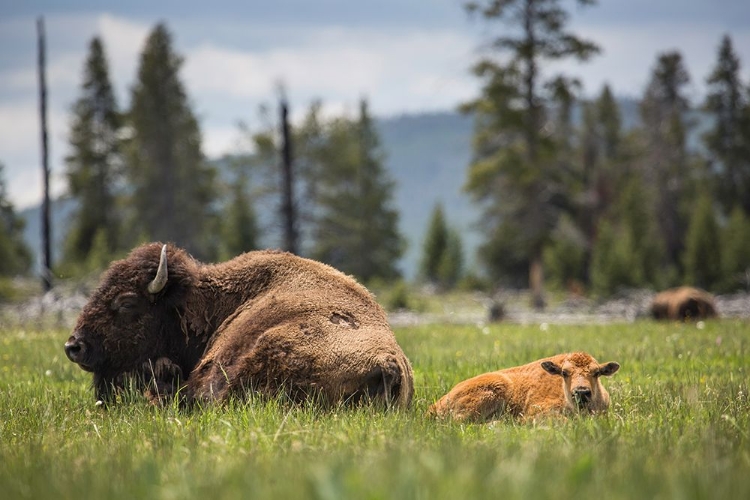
[65,334,94,372]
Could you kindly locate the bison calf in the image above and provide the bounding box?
[428,352,619,422]
[650,286,718,321]
[65,243,414,408]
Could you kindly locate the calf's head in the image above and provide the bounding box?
[540,352,619,412]
[65,243,197,401]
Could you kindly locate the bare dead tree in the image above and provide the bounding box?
[37,16,52,291]
[279,92,298,254]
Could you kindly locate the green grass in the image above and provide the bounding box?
[1,320,749,499]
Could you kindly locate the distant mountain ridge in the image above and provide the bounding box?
[376,110,479,278]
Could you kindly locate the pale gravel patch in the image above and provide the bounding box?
[390,290,750,327]
[3,285,749,329]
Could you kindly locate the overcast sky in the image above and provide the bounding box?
[1,0,749,209]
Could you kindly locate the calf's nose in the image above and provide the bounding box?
[64,338,86,363]
[573,387,592,401]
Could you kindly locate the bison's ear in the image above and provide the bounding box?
[596,362,620,377]
[541,361,563,376]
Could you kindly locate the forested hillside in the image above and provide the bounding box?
[20,111,476,279]
[18,100,684,280]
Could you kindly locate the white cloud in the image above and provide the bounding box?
[183,28,478,116]
[95,14,149,101]
[202,124,246,158]
[0,102,47,158]
[0,100,69,209]
[559,21,750,99]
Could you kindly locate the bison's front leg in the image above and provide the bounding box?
[141,357,185,405]
[96,358,185,406]
[93,373,120,404]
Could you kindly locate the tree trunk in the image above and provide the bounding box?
[529,251,546,310]
[280,98,298,254]
[37,17,52,291]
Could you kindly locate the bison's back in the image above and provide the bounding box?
[219,250,383,303]
[189,250,413,406]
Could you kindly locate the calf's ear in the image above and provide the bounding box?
[596,362,620,377]
[541,361,563,376]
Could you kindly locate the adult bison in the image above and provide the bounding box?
[428,352,619,422]
[650,286,718,321]
[65,242,414,407]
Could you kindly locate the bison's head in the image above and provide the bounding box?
[65,243,198,401]
[541,352,619,412]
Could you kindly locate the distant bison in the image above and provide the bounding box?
[650,286,718,321]
[65,243,414,407]
[428,352,619,422]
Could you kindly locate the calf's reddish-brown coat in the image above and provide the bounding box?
[65,243,414,407]
[428,352,619,422]
[650,286,718,321]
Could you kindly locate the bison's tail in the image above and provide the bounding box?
[394,354,414,408]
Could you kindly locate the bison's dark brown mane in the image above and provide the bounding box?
[84,245,205,401]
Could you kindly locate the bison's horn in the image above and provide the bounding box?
[147,244,168,294]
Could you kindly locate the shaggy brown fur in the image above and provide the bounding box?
[428,352,619,422]
[65,243,414,407]
[650,286,718,321]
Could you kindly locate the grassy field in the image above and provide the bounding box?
[1,319,749,499]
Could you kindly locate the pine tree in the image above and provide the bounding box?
[437,229,464,290]
[638,51,695,267]
[220,161,259,260]
[126,23,217,259]
[589,173,671,297]
[683,194,722,290]
[589,219,619,296]
[420,203,464,290]
[573,86,625,286]
[616,175,670,289]
[312,99,404,282]
[589,84,626,219]
[463,0,600,308]
[420,203,449,284]
[537,84,627,294]
[286,101,327,252]
[590,218,641,297]
[0,163,32,277]
[596,84,622,161]
[719,206,750,292]
[703,35,750,215]
[63,36,122,266]
[543,214,586,290]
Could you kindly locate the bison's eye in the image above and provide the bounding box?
[112,293,140,313]
[561,370,571,378]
